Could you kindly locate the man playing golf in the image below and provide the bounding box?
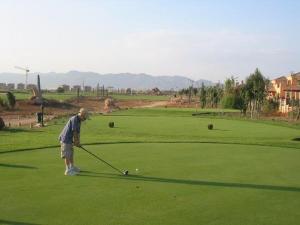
[59,108,89,176]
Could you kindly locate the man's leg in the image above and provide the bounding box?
[70,148,74,167]
[69,149,80,172]
[65,158,71,170]
[61,143,76,175]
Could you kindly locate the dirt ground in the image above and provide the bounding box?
[0,97,171,127]
[0,96,295,127]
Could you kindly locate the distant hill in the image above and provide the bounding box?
[0,71,213,90]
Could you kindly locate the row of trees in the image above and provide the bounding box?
[221,68,269,118]
[199,83,223,108]
[179,68,270,118]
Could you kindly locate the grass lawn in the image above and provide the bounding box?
[1,108,300,225]
[111,94,169,101]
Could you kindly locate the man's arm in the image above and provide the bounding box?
[73,131,81,147]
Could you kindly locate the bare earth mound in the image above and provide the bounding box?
[0,97,169,127]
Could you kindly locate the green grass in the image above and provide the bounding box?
[114,107,239,117]
[1,108,300,225]
[111,94,169,101]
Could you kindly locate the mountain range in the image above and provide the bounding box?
[0,71,213,90]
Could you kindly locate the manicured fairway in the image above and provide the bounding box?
[1,108,300,225]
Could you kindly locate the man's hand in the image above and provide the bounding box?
[74,141,81,147]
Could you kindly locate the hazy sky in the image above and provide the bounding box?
[0,0,299,81]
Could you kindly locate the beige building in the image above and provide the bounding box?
[17,83,25,90]
[269,72,300,113]
[7,83,15,90]
[27,84,37,89]
[268,76,287,99]
[285,73,300,99]
[61,84,70,92]
[84,86,92,92]
[71,85,81,91]
[0,83,6,90]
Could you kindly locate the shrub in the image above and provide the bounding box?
[0,96,4,107]
[6,92,16,109]
[57,87,65,93]
[263,99,279,114]
[0,93,11,109]
[221,94,245,111]
[221,95,235,109]
[108,122,114,128]
[0,117,5,130]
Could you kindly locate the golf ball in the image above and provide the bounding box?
[136,168,139,172]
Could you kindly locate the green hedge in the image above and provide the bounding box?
[0,92,16,109]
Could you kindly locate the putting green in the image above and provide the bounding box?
[1,108,300,225]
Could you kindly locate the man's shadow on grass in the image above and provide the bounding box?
[211,129,230,131]
[0,128,43,133]
[0,219,40,225]
[0,163,37,169]
[79,170,300,193]
[3,140,300,155]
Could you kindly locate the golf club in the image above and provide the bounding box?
[79,146,129,176]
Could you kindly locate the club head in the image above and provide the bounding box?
[123,170,129,176]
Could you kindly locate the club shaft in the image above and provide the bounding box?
[80,146,124,175]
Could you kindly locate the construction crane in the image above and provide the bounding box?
[14,66,30,89]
